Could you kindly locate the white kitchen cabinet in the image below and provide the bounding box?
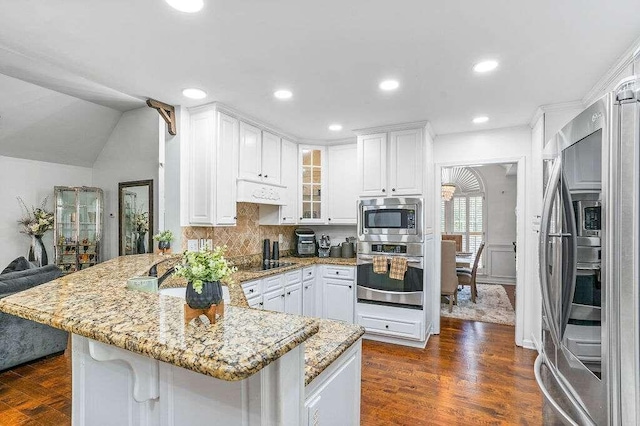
[357,127,424,197]
[388,128,423,195]
[302,279,317,317]
[280,139,298,224]
[357,133,387,197]
[261,131,282,185]
[323,279,354,323]
[247,296,263,309]
[186,107,238,226]
[299,146,326,223]
[263,288,285,312]
[238,121,262,181]
[304,340,361,426]
[215,112,240,225]
[327,144,358,224]
[238,122,282,186]
[284,283,303,315]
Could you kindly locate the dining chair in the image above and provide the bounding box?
[442,234,462,252]
[441,240,458,312]
[456,242,485,303]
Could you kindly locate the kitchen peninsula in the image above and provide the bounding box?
[0,254,364,426]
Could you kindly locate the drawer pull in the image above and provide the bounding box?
[281,294,285,298]
[249,289,254,293]
[335,271,339,275]
[287,291,291,296]
[349,285,352,289]
[385,325,389,329]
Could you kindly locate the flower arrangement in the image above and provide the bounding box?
[153,230,174,243]
[174,246,237,294]
[133,211,149,234]
[17,197,54,237]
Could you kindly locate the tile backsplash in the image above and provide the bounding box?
[182,203,296,267]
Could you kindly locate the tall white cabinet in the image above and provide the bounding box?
[186,106,238,226]
[327,144,358,224]
[356,126,424,197]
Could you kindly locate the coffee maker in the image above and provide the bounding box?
[294,228,316,257]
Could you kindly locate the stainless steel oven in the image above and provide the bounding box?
[356,242,423,308]
[358,198,422,242]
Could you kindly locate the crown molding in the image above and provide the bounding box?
[353,120,431,136]
[582,35,640,107]
[528,100,584,128]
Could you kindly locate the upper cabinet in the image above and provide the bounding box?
[299,146,326,223]
[186,106,238,226]
[238,121,262,181]
[357,127,424,197]
[238,122,282,185]
[261,131,282,185]
[327,144,358,224]
[280,139,298,224]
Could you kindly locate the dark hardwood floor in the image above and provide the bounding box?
[0,317,541,425]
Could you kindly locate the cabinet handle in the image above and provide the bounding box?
[336,271,339,275]
[385,324,389,329]
[249,289,254,293]
[392,188,396,192]
[328,218,331,221]
[349,285,352,289]
[382,188,386,193]
[300,217,303,220]
[258,173,262,177]
[304,286,309,290]
[264,174,268,178]
[233,216,237,220]
[283,217,286,221]
[287,291,291,296]
[281,294,285,298]
[259,302,264,306]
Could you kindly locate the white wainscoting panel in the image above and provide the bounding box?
[478,243,517,284]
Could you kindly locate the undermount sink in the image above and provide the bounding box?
[159,286,231,305]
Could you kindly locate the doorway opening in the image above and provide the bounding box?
[439,163,518,328]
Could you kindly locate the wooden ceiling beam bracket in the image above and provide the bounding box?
[147,98,177,135]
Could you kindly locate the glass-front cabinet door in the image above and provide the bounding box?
[54,186,103,275]
[299,146,325,223]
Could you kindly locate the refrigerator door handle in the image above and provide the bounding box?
[539,159,563,347]
[560,170,578,337]
[534,355,583,426]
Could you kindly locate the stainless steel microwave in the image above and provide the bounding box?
[357,198,422,242]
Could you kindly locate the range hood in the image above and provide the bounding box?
[236,178,287,206]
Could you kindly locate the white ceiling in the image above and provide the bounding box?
[0,73,122,167]
[0,0,638,139]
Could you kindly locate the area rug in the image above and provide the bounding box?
[440,284,515,326]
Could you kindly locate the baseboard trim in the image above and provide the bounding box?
[362,334,427,349]
[521,338,537,351]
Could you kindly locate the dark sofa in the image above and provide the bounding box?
[0,263,68,371]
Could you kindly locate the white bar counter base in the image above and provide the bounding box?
[72,334,362,426]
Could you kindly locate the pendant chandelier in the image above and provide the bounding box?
[441,183,456,201]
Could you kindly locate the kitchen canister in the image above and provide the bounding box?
[330,245,342,258]
[341,242,355,258]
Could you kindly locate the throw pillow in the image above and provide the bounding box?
[1,256,32,274]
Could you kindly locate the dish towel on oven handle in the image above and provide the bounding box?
[373,256,388,274]
[389,257,408,280]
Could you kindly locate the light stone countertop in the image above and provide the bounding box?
[156,255,365,386]
[0,254,319,381]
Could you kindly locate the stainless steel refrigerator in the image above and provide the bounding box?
[535,77,640,425]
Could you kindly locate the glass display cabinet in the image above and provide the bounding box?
[300,146,325,223]
[53,186,103,275]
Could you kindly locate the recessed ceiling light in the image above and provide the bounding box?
[165,0,204,13]
[182,88,207,99]
[274,90,293,100]
[329,124,343,131]
[473,60,499,73]
[379,80,400,91]
[473,116,489,124]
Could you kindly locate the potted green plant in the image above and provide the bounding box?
[153,230,174,254]
[133,211,149,254]
[174,246,237,309]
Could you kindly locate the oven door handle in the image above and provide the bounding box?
[357,255,423,267]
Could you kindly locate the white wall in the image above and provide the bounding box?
[0,156,93,268]
[92,107,160,260]
[433,125,537,348]
[162,106,185,250]
[474,164,517,283]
